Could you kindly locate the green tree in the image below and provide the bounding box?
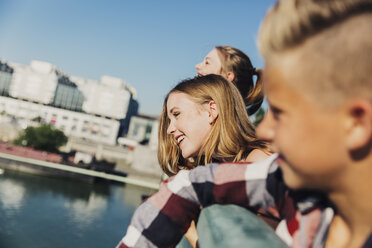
[14,124,67,153]
[253,107,266,127]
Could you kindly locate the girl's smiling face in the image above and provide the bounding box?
[166,92,213,159]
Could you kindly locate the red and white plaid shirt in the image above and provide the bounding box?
[117,155,372,248]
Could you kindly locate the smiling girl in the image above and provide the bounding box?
[158,74,269,177]
[158,75,271,247]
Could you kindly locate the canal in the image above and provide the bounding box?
[0,169,156,248]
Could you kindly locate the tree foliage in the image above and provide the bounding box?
[13,124,67,153]
[253,107,266,127]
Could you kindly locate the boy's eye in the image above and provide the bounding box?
[270,107,282,120]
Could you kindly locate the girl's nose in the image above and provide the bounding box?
[167,121,175,135]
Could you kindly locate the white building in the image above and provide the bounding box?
[10,60,58,104]
[118,114,161,177]
[0,60,138,145]
[126,114,159,147]
[71,75,136,120]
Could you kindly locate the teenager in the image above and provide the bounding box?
[158,74,270,176]
[158,75,272,247]
[118,0,372,247]
[196,46,263,116]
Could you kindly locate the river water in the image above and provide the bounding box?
[0,169,156,248]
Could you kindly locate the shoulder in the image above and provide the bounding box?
[244,149,270,163]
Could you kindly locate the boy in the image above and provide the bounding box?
[117,0,372,247]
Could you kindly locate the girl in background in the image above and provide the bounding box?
[196,46,263,116]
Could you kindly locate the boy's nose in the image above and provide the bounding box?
[256,109,275,142]
[195,62,201,71]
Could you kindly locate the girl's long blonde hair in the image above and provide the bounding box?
[158,74,269,176]
[215,46,264,116]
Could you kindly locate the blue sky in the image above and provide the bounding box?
[0,0,276,115]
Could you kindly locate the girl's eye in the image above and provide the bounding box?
[173,112,180,117]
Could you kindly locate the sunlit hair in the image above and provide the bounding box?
[158,74,269,176]
[258,0,372,60]
[215,46,264,116]
[258,0,372,104]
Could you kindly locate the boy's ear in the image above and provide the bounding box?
[226,72,235,82]
[207,100,219,124]
[345,100,372,151]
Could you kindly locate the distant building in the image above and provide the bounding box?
[0,59,138,145]
[119,114,161,177]
[10,60,58,104]
[126,114,159,147]
[53,72,84,112]
[0,60,13,97]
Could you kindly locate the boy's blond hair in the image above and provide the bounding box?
[258,0,372,105]
[158,75,269,176]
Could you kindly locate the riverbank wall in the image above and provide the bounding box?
[0,152,160,190]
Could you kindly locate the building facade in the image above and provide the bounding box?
[126,115,158,146]
[0,59,138,145]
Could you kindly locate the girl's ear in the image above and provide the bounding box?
[207,100,219,124]
[226,71,235,82]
